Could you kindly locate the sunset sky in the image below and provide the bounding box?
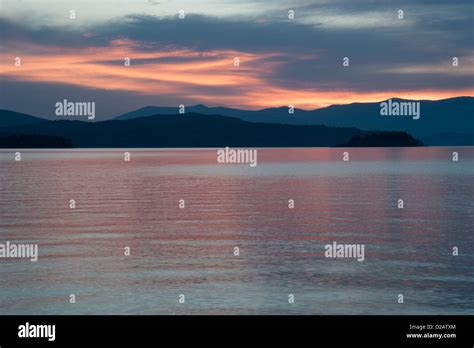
[1,0,473,119]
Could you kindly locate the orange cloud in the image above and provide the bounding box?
[1,39,472,110]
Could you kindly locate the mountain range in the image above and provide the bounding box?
[0,97,472,147]
[115,97,473,146]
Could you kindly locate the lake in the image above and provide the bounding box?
[0,147,473,314]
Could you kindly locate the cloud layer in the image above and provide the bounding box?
[0,0,473,119]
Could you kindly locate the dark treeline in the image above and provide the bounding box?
[0,134,73,148]
[337,132,423,147]
[0,113,423,148]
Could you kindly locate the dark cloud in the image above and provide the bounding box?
[0,18,108,50]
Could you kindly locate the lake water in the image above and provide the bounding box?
[0,148,473,315]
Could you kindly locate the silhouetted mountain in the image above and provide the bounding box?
[297,97,473,141]
[115,97,474,145]
[0,113,387,148]
[1,96,471,147]
[0,109,46,128]
[115,104,252,120]
[337,132,423,147]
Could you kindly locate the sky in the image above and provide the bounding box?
[0,0,473,119]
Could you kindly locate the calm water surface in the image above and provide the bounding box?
[0,148,473,314]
